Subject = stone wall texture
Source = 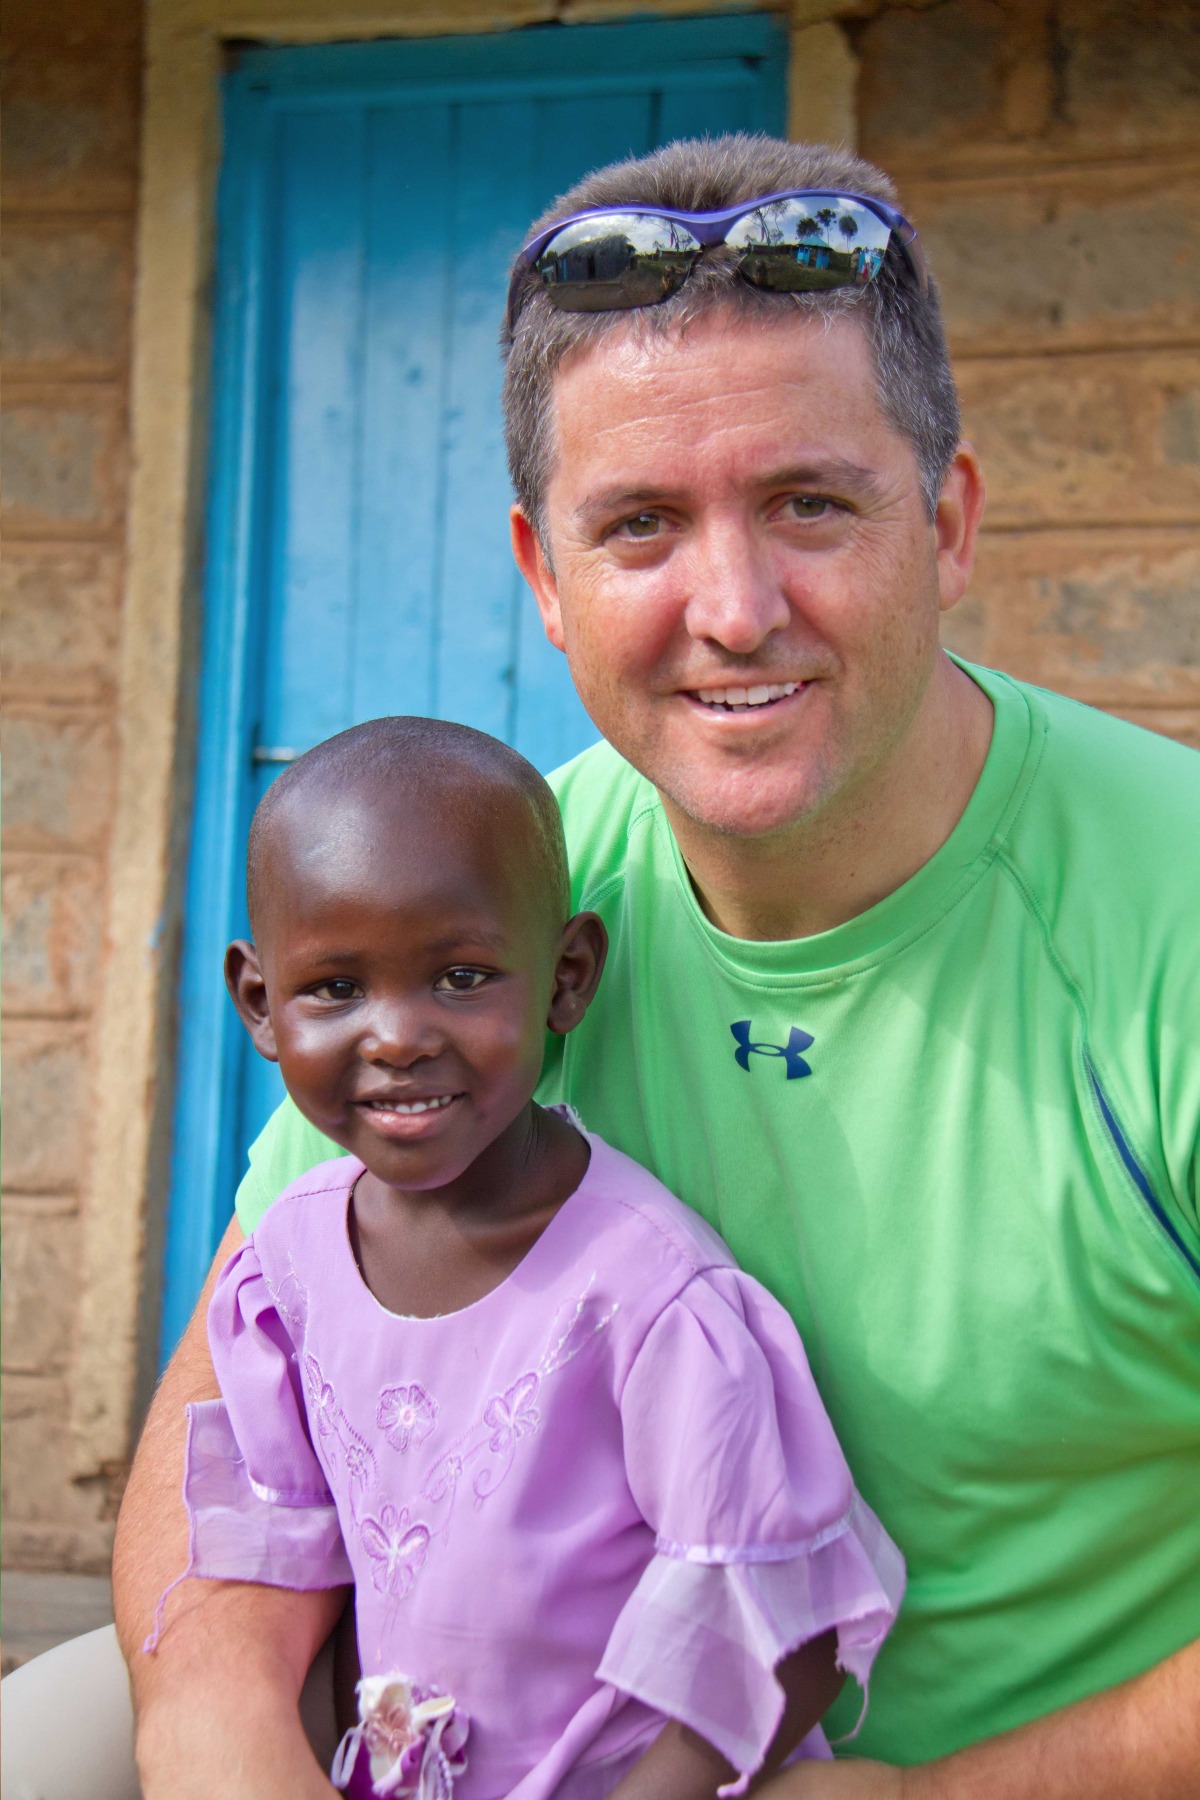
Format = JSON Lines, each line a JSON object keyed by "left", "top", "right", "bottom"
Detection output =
{"left": 1, "top": 0, "right": 1198, "bottom": 1572}
{"left": 875, "top": 0, "right": 1200, "bottom": 739}
{"left": 2, "top": 0, "right": 142, "bottom": 1570}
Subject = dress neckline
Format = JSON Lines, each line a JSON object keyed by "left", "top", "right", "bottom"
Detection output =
{"left": 336, "top": 1125, "right": 596, "bottom": 1325}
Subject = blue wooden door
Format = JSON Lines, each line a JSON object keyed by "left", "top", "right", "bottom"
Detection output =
{"left": 161, "top": 14, "right": 787, "bottom": 1356}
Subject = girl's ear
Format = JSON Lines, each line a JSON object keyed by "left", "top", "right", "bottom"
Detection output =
{"left": 546, "top": 912, "right": 608, "bottom": 1037}
{"left": 225, "top": 939, "right": 280, "bottom": 1062}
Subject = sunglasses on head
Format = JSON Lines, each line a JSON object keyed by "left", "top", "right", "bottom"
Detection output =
{"left": 507, "top": 189, "right": 924, "bottom": 332}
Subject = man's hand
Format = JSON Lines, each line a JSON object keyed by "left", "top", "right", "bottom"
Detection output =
{"left": 762, "top": 1637, "right": 1200, "bottom": 1800}
{"left": 113, "top": 1215, "right": 346, "bottom": 1800}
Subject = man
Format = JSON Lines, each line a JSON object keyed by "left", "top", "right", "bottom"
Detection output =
{"left": 7, "top": 134, "right": 1197, "bottom": 1799}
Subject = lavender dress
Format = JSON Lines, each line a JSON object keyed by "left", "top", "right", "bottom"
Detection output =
{"left": 180, "top": 1128, "right": 904, "bottom": 1799}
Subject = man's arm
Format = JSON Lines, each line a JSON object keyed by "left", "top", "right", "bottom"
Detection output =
{"left": 113, "top": 1215, "right": 346, "bottom": 1800}
{"left": 765, "top": 1637, "right": 1200, "bottom": 1800}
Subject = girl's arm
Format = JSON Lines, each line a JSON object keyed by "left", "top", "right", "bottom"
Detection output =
{"left": 606, "top": 1630, "right": 844, "bottom": 1800}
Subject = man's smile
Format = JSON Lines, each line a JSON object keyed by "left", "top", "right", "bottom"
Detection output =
{"left": 682, "top": 679, "right": 809, "bottom": 717}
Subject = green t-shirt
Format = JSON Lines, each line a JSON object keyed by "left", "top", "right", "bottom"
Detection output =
{"left": 235, "top": 662, "right": 1200, "bottom": 1764}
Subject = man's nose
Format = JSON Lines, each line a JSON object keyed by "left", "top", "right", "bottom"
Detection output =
{"left": 680, "top": 519, "right": 791, "bottom": 654}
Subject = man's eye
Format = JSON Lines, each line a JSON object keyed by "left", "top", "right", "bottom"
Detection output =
{"left": 311, "top": 979, "right": 361, "bottom": 1002}
{"left": 435, "top": 968, "right": 490, "bottom": 993}
{"left": 616, "top": 511, "right": 662, "bottom": 540}
{"left": 784, "top": 495, "right": 831, "bottom": 520}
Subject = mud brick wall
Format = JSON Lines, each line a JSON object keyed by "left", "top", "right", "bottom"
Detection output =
{"left": 877, "top": 0, "right": 1200, "bottom": 743}
{"left": 0, "top": 0, "right": 1196, "bottom": 1575}
{"left": 1, "top": 0, "right": 143, "bottom": 1570}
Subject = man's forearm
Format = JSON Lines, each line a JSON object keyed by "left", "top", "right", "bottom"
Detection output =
{"left": 915, "top": 1638, "right": 1200, "bottom": 1800}
{"left": 113, "top": 1215, "right": 345, "bottom": 1799}
{"left": 766, "top": 1637, "right": 1200, "bottom": 1800}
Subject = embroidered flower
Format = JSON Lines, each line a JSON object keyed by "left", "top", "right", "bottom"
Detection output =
{"left": 331, "top": 1673, "right": 469, "bottom": 1799}
{"left": 482, "top": 1372, "right": 540, "bottom": 1454}
{"left": 378, "top": 1383, "right": 438, "bottom": 1453}
{"left": 361, "top": 1504, "right": 431, "bottom": 1601}
{"left": 267, "top": 1261, "right": 309, "bottom": 1339}
{"left": 304, "top": 1354, "right": 339, "bottom": 1438}
{"left": 344, "top": 1438, "right": 377, "bottom": 1495}
{"left": 423, "top": 1450, "right": 463, "bottom": 1507}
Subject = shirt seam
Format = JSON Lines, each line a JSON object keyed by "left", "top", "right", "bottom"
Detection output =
{"left": 665, "top": 819, "right": 1008, "bottom": 992}
{"left": 991, "top": 846, "right": 1195, "bottom": 1278}
{"left": 613, "top": 1266, "right": 737, "bottom": 1408}
{"left": 253, "top": 1171, "right": 359, "bottom": 1245}
{"left": 573, "top": 798, "right": 659, "bottom": 914}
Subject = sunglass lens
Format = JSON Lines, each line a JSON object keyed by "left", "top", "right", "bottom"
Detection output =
{"left": 726, "top": 197, "right": 892, "bottom": 293}
{"left": 534, "top": 212, "right": 701, "bottom": 312}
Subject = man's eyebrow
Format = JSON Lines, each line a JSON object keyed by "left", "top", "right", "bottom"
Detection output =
{"left": 574, "top": 461, "right": 885, "bottom": 526}
{"left": 764, "top": 460, "right": 885, "bottom": 499}
{"left": 573, "top": 486, "right": 666, "bottom": 528}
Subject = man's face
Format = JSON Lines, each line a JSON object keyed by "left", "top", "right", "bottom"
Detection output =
{"left": 517, "top": 309, "right": 972, "bottom": 841}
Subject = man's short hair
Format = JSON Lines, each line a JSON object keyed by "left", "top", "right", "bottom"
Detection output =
{"left": 502, "top": 134, "right": 960, "bottom": 539}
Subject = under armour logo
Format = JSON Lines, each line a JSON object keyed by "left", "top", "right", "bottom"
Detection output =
{"left": 730, "top": 1021, "right": 814, "bottom": 1080}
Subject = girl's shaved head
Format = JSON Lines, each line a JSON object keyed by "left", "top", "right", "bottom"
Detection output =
{"left": 246, "top": 717, "right": 570, "bottom": 941}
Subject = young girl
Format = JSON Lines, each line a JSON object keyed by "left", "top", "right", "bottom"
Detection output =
{"left": 153, "top": 717, "right": 903, "bottom": 1799}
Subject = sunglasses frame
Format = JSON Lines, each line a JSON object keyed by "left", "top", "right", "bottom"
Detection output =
{"left": 507, "top": 188, "right": 925, "bottom": 331}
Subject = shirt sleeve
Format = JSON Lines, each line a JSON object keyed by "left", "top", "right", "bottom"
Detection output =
{"left": 599, "top": 1266, "right": 905, "bottom": 1789}
{"left": 234, "top": 1096, "right": 347, "bottom": 1236}
{"left": 182, "top": 1238, "right": 352, "bottom": 1591}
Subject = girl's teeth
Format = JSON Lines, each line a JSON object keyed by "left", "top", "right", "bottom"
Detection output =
{"left": 370, "top": 1096, "right": 454, "bottom": 1115}
{"left": 695, "top": 681, "right": 800, "bottom": 710}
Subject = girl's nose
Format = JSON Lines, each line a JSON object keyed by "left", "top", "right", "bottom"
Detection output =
{"left": 359, "top": 1000, "right": 443, "bottom": 1067}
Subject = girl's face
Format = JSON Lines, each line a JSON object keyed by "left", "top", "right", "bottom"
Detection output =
{"left": 226, "top": 785, "right": 602, "bottom": 1195}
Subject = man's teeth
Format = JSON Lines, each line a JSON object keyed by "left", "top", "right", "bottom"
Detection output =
{"left": 694, "top": 681, "right": 800, "bottom": 711}
{"left": 366, "top": 1096, "right": 455, "bottom": 1115}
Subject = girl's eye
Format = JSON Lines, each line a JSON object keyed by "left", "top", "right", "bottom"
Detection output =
{"left": 435, "top": 968, "right": 490, "bottom": 993}
{"left": 312, "top": 979, "right": 360, "bottom": 1002}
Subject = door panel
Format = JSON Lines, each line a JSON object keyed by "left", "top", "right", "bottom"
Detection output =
{"left": 161, "top": 13, "right": 787, "bottom": 1356}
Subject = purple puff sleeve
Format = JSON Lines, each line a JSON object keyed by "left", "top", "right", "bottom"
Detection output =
{"left": 598, "top": 1266, "right": 904, "bottom": 1790}
{"left": 184, "top": 1239, "right": 352, "bottom": 1592}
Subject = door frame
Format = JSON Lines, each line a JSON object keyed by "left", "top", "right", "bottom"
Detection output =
{"left": 158, "top": 11, "right": 790, "bottom": 1363}
{"left": 76, "top": 0, "right": 854, "bottom": 1475}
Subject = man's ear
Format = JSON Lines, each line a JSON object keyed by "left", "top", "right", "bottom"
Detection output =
{"left": 225, "top": 939, "right": 279, "bottom": 1062}
{"left": 547, "top": 912, "right": 608, "bottom": 1037}
{"left": 935, "top": 442, "right": 986, "bottom": 615}
{"left": 511, "top": 505, "right": 566, "bottom": 653}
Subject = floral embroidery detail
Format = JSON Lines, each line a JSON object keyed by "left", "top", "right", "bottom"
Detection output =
{"left": 264, "top": 1255, "right": 309, "bottom": 1342}
{"left": 301, "top": 1277, "right": 619, "bottom": 1600}
{"left": 378, "top": 1383, "right": 438, "bottom": 1453}
{"left": 331, "top": 1673, "right": 469, "bottom": 1799}
{"left": 344, "top": 1439, "right": 377, "bottom": 1495}
{"left": 303, "top": 1352, "right": 377, "bottom": 1519}
{"left": 304, "top": 1354, "right": 340, "bottom": 1438}
{"left": 421, "top": 1278, "right": 618, "bottom": 1520}
{"left": 361, "top": 1504, "right": 431, "bottom": 1601}
{"left": 483, "top": 1373, "right": 540, "bottom": 1455}
{"left": 539, "top": 1276, "right": 620, "bottom": 1379}
{"left": 423, "top": 1453, "right": 463, "bottom": 1508}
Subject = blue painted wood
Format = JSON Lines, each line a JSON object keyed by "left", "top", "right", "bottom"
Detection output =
{"left": 160, "top": 12, "right": 787, "bottom": 1360}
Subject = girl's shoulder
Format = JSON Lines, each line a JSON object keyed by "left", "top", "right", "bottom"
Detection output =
{"left": 248, "top": 1153, "right": 361, "bottom": 1273}
{"left": 568, "top": 1131, "right": 740, "bottom": 1299}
